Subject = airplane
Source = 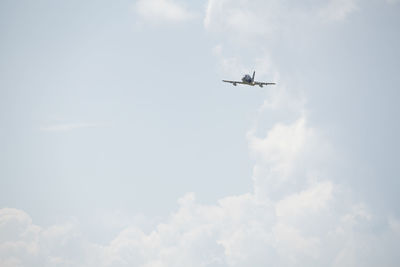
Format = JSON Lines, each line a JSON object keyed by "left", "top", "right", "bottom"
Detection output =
{"left": 223, "top": 71, "right": 276, "bottom": 87}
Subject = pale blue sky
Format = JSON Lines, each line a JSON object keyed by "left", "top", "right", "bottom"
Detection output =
{"left": 0, "top": 0, "right": 261, "bottom": 224}
{"left": 1, "top": 0, "right": 400, "bottom": 266}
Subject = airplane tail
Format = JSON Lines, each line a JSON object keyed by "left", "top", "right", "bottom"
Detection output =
{"left": 252, "top": 71, "right": 255, "bottom": 81}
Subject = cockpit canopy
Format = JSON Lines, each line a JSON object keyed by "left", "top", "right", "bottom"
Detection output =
{"left": 242, "top": 74, "right": 252, "bottom": 83}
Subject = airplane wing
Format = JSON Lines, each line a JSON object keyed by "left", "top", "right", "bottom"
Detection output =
{"left": 222, "top": 80, "right": 245, "bottom": 85}
{"left": 254, "top": 81, "right": 276, "bottom": 86}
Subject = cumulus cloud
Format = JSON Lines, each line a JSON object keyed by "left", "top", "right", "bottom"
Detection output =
{"left": 135, "top": 0, "right": 194, "bottom": 23}
{"left": 0, "top": 208, "right": 89, "bottom": 267}
{"left": 276, "top": 181, "right": 333, "bottom": 218}
{"left": 1, "top": 186, "right": 400, "bottom": 266}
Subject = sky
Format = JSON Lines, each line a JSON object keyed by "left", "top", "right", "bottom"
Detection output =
{"left": 0, "top": 0, "right": 400, "bottom": 266}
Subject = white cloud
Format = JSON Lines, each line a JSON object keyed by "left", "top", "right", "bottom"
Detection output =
{"left": 276, "top": 181, "right": 334, "bottom": 218}
{"left": 135, "top": 0, "right": 194, "bottom": 23}
{"left": 2, "top": 187, "right": 400, "bottom": 267}
{"left": 249, "top": 117, "right": 312, "bottom": 178}
{"left": 204, "top": 0, "right": 358, "bottom": 41}
{"left": 247, "top": 113, "right": 333, "bottom": 202}
{"left": 204, "top": 0, "right": 282, "bottom": 39}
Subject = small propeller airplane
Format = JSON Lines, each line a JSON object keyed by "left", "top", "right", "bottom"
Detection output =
{"left": 223, "top": 71, "right": 276, "bottom": 87}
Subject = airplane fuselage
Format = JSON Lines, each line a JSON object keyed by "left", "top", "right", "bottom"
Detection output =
{"left": 241, "top": 74, "right": 257, "bottom": 86}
